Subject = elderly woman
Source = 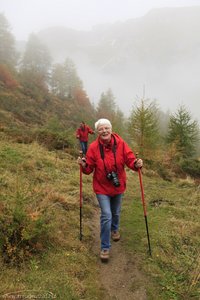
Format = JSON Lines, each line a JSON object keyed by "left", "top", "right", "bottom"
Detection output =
{"left": 77, "top": 118, "right": 143, "bottom": 262}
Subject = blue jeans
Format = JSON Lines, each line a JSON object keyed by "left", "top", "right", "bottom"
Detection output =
{"left": 96, "top": 194, "right": 123, "bottom": 250}
{"left": 80, "top": 141, "right": 88, "bottom": 155}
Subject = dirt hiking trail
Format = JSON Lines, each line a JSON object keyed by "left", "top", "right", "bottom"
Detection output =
{"left": 91, "top": 207, "right": 148, "bottom": 300}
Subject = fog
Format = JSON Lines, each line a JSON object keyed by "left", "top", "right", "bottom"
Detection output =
{"left": 2, "top": 0, "right": 199, "bottom": 40}
{"left": 1, "top": 0, "right": 200, "bottom": 122}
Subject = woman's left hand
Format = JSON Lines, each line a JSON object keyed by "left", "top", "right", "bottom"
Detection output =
{"left": 134, "top": 158, "right": 143, "bottom": 169}
{"left": 77, "top": 157, "right": 86, "bottom": 168}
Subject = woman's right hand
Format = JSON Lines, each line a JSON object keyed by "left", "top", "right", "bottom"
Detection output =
{"left": 134, "top": 158, "right": 143, "bottom": 169}
{"left": 77, "top": 157, "right": 86, "bottom": 168}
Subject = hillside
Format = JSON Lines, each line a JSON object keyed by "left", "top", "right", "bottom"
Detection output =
{"left": 0, "top": 85, "right": 96, "bottom": 152}
{"left": 0, "top": 83, "right": 199, "bottom": 299}
{"left": 0, "top": 131, "right": 199, "bottom": 299}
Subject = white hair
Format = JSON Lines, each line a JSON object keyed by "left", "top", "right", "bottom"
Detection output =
{"left": 95, "top": 118, "right": 112, "bottom": 130}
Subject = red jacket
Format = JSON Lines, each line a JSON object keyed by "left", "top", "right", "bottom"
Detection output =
{"left": 76, "top": 125, "right": 94, "bottom": 142}
{"left": 82, "top": 133, "right": 138, "bottom": 196}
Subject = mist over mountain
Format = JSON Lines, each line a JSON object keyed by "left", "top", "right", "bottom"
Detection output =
{"left": 35, "top": 7, "right": 200, "bottom": 121}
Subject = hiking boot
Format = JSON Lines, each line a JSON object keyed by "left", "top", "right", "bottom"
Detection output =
{"left": 100, "top": 249, "right": 109, "bottom": 262}
{"left": 111, "top": 231, "right": 120, "bottom": 241}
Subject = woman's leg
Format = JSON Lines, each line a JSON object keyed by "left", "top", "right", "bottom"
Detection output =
{"left": 110, "top": 194, "right": 123, "bottom": 232}
{"left": 84, "top": 141, "right": 88, "bottom": 154}
{"left": 96, "top": 194, "right": 112, "bottom": 250}
{"left": 80, "top": 141, "right": 86, "bottom": 154}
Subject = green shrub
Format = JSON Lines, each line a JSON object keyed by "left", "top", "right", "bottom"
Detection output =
{"left": 144, "top": 159, "right": 172, "bottom": 181}
{"left": 33, "top": 118, "right": 76, "bottom": 150}
{"left": 34, "top": 128, "right": 71, "bottom": 150}
{"left": 179, "top": 159, "right": 200, "bottom": 178}
{"left": 0, "top": 146, "right": 23, "bottom": 163}
{"left": 0, "top": 202, "right": 52, "bottom": 266}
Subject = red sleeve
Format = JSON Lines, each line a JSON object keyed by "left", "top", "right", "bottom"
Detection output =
{"left": 123, "top": 141, "right": 138, "bottom": 171}
{"left": 81, "top": 143, "right": 95, "bottom": 174}
{"left": 87, "top": 126, "right": 94, "bottom": 134}
{"left": 76, "top": 128, "right": 80, "bottom": 137}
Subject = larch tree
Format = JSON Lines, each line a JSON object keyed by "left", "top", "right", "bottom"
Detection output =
{"left": 129, "top": 98, "right": 160, "bottom": 159}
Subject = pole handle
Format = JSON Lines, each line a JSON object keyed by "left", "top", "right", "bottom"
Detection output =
{"left": 135, "top": 151, "right": 140, "bottom": 162}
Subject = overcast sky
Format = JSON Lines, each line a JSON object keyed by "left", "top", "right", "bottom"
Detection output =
{"left": 1, "top": 0, "right": 200, "bottom": 40}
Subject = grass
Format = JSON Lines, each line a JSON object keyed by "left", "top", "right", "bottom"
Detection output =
{"left": 121, "top": 169, "right": 200, "bottom": 300}
{"left": 0, "top": 135, "right": 103, "bottom": 299}
{"left": 0, "top": 134, "right": 199, "bottom": 299}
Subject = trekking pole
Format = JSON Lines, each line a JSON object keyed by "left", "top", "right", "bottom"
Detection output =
{"left": 79, "top": 150, "right": 83, "bottom": 241}
{"left": 136, "top": 153, "right": 152, "bottom": 256}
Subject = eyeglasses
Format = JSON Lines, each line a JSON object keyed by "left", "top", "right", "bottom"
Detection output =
{"left": 98, "top": 126, "right": 111, "bottom": 133}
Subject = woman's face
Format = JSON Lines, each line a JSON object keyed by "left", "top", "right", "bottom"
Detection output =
{"left": 97, "top": 125, "right": 112, "bottom": 143}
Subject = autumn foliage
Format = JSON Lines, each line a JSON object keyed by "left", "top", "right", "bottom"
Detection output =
{"left": 0, "top": 64, "right": 18, "bottom": 89}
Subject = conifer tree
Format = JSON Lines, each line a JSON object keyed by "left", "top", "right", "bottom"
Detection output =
{"left": 50, "top": 58, "right": 82, "bottom": 98}
{"left": 96, "top": 88, "right": 127, "bottom": 138}
{"left": 0, "top": 13, "right": 17, "bottom": 67}
{"left": 96, "top": 88, "right": 116, "bottom": 120}
{"left": 112, "top": 107, "right": 127, "bottom": 139}
{"left": 166, "top": 105, "right": 199, "bottom": 159}
{"left": 63, "top": 58, "right": 82, "bottom": 97}
{"left": 20, "top": 33, "right": 51, "bottom": 92}
{"left": 129, "top": 98, "right": 160, "bottom": 158}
